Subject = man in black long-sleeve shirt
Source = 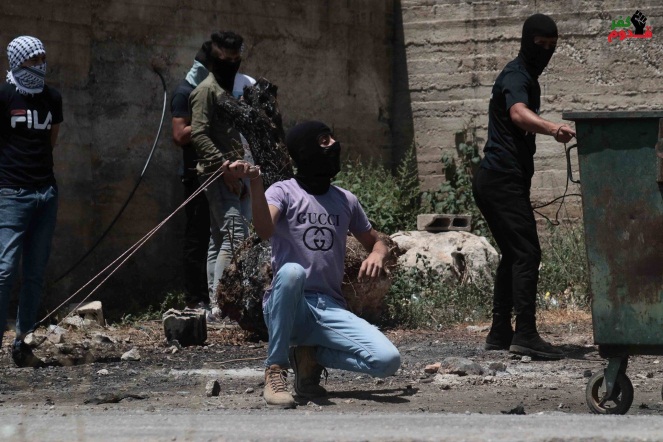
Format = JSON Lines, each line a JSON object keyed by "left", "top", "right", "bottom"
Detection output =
{"left": 472, "top": 14, "right": 575, "bottom": 359}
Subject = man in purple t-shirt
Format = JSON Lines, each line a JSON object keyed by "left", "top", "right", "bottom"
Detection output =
{"left": 228, "top": 121, "right": 400, "bottom": 408}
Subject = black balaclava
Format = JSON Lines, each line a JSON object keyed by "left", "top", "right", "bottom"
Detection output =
{"left": 518, "top": 13, "right": 558, "bottom": 78}
{"left": 286, "top": 121, "right": 341, "bottom": 195}
{"left": 195, "top": 42, "right": 210, "bottom": 67}
{"left": 211, "top": 56, "right": 241, "bottom": 92}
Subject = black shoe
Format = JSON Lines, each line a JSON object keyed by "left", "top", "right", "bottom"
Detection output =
{"left": 484, "top": 313, "right": 513, "bottom": 350}
{"left": 509, "top": 333, "right": 564, "bottom": 360}
{"left": 485, "top": 329, "right": 514, "bottom": 350}
{"left": 11, "top": 341, "right": 45, "bottom": 368}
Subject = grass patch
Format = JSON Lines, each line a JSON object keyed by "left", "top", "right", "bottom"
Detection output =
{"left": 383, "top": 254, "right": 493, "bottom": 329}
{"left": 382, "top": 222, "right": 590, "bottom": 329}
{"left": 117, "top": 291, "right": 187, "bottom": 325}
{"left": 537, "top": 222, "right": 590, "bottom": 310}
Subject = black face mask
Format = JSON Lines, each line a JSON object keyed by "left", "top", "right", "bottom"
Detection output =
{"left": 518, "top": 14, "right": 558, "bottom": 77}
{"left": 286, "top": 121, "right": 341, "bottom": 195}
{"left": 211, "top": 57, "right": 241, "bottom": 92}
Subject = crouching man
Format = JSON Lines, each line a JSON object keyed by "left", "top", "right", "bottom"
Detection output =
{"left": 228, "top": 121, "right": 401, "bottom": 408}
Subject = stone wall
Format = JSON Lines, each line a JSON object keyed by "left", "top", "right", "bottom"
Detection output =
{"left": 401, "top": 0, "right": 663, "bottom": 221}
{"left": 0, "top": 0, "right": 394, "bottom": 314}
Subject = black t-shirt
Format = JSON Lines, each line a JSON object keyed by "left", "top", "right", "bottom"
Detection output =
{"left": 480, "top": 57, "right": 541, "bottom": 181}
{"left": 0, "top": 82, "right": 63, "bottom": 187}
{"left": 170, "top": 79, "right": 198, "bottom": 180}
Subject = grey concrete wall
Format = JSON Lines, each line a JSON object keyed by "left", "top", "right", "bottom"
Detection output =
{"left": 401, "top": 0, "right": 663, "bottom": 221}
{"left": 0, "top": 0, "right": 394, "bottom": 315}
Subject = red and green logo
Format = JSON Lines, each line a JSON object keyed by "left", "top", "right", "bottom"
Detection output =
{"left": 608, "top": 10, "right": 652, "bottom": 42}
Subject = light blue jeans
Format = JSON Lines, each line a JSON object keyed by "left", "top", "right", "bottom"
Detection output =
{"left": 205, "top": 177, "right": 251, "bottom": 304}
{"left": 263, "top": 263, "right": 401, "bottom": 378}
{"left": 0, "top": 185, "right": 58, "bottom": 345}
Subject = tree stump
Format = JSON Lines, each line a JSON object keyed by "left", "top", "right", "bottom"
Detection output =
{"left": 218, "top": 78, "right": 293, "bottom": 188}
{"left": 217, "top": 234, "right": 401, "bottom": 342}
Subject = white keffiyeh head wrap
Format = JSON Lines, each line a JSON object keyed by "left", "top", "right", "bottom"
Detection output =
{"left": 6, "top": 36, "right": 47, "bottom": 95}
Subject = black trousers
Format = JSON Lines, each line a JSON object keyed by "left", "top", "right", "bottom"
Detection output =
{"left": 182, "top": 177, "right": 210, "bottom": 306}
{"left": 472, "top": 167, "right": 541, "bottom": 320}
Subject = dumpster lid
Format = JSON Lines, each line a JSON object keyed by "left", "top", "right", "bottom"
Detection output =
{"left": 563, "top": 110, "right": 663, "bottom": 121}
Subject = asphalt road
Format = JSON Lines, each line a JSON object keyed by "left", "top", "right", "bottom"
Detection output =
{"left": 3, "top": 408, "right": 663, "bottom": 441}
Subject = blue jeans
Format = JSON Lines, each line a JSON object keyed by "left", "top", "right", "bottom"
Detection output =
{"left": 0, "top": 185, "right": 58, "bottom": 344}
{"left": 205, "top": 178, "right": 251, "bottom": 304}
{"left": 263, "top": 263, "right": 401, "bottom": 378}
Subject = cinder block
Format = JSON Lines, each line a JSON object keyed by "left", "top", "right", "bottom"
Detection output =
{"left": 67, "top": 300, "right": 105, "bottom": 327}
{"left": 417, "top": 214, "right": 472, "bottom": 232}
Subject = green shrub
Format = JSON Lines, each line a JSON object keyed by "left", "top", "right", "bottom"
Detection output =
{"left": 420, "top": 128, "right": 489, "bottom": 237}
{"left": 118, "top": 291, "right": 186, "bottom": 324}
{"left": 537, "top": 222, "right": 590, "bottom": 310}
{"left": 383, "top": 254, "right": 493, "bottom": 328}
{"left": 334, "top": 148, "right": 420, "bottom": 234}
{"left": 382, "top": 222, "right": 590, "bottom": 329}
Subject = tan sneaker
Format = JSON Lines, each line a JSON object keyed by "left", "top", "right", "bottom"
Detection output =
{"left": 289, "top": 346, "right": 328, "bottom": 398}
{"left": 263, "top": 365, "right": 296, "bottom": 408}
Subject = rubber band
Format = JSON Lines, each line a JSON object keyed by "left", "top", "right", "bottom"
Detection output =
{"left": 250, "top": 168, "right": 262, "bottom": 181}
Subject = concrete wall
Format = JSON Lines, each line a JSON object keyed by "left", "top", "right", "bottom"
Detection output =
{"left": 0, "top": 0, "right": 394, "bottom": 315}
{"left": 401, "top": 0, "right": 663, "bottom": 221}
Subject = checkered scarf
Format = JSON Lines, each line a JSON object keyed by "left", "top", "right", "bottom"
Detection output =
{"left": 6, "top": 36, "right": 47, "bottom": 95}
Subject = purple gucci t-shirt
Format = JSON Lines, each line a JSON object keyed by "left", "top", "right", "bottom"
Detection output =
{"left": 264, "top": 178, "right": 372, "bottom": 308}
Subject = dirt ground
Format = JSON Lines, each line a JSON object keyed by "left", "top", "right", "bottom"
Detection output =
{"left": 1, "top": 310, "right": 663, "bottom": 416}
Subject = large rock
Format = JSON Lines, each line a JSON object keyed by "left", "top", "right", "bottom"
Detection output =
{"left": 340, "top": 233, "right": 401, "bottom": 323}
{"left": 439, "top": 357, "right": 484, "bottom": 376}
{"left": 390, "top": 231, "right": 498, "bottom": 283}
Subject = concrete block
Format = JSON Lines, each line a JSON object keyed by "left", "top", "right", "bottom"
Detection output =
{"left": 68, "top": 301, "right": 105, "bottom": 327}
{"left": 162, "top": 309, "right": 207, "bottom": 347}
{"left": 205, "top": 379, "right": 221, "bottom": 397}
{"left": 121, "top": 348, "right": 141, "bottom": 361}
{"left": 417, "top": 214, "right": 472, "bottom": 232}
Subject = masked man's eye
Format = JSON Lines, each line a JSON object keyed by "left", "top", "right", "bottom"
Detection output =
{"left": 318, "top": 134, "right": 334, "bottom": 148}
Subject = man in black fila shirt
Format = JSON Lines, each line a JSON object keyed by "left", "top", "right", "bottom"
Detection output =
{"left": 0, "top": 36, "right": 62, "bottom": 367}
{"left": 472, "top": 14, "right": 575, "bottom": 359}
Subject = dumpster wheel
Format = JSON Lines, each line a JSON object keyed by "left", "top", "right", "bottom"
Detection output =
{"left": 585, "top": 371, "right": 633, "bottom": 414}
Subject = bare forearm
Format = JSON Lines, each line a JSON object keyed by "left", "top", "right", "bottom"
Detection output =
{"left": 172, "top": 117, "right": 192, "bottom": 146}
{"left": 50, "top": 124, "right": 60, "bottom": 148}
{"left": 356, "top": 229, "right": 388, "bottom": 281}
{"left": 510, "top": 103, "right": 575, "bottom": 142}
{"left": 174, "top": 126, "right": 192, "bottom": 146}
{"left": 370, "top": 238, "right": 389, "bottom": 258}
{"left": 510, "top": 104, "right": 558, "bottom": 136}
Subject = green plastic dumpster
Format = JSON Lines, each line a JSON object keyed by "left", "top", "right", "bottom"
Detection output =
{"left": 563, "top": 111, "right": 663, "bottom": 414}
